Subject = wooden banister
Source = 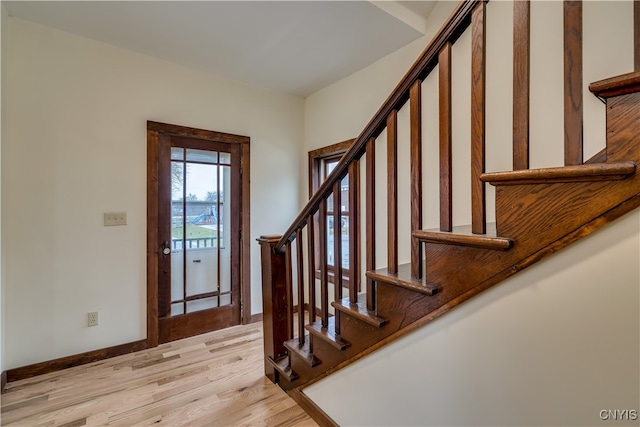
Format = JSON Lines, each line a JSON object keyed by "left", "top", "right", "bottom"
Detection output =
{"left": 275, "top": 0, "right": 483, "bottom": 252}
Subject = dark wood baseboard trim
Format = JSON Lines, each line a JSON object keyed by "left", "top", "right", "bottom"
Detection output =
{"left": 1, "top": 370, "right": 7, "bottom": 393}
{"left": 6, "top": 339, "right": 147, "bottom": 383}
{"left": 249, "top": 313, "right": 263, "bottom": 324}
{"left": 288, "top": 387, "right": 339, "bottom": 427}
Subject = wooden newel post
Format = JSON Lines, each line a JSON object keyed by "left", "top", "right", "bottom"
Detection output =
{"left": 258, "top": 235, "right": 289, "bottom": 383}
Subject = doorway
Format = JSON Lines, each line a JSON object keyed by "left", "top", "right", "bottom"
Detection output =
{"left": 147, "top": 121, "right": 250, "bottom": 346}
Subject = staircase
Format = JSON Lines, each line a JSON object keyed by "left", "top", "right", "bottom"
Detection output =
{"left": 258, "top": 0, "right": 640, "bottom": 417}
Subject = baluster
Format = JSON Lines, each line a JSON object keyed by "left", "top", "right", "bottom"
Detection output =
{"left": 410, "top": 80, "right": 423, "bottom": 279}
{"left": 471, "top": 1, "right": 487, "bottom": 235}
{"left": 387, "top": 111, "right": 398, "bottom": 273}
{"left": 306, "top": 213, "right": 316, "bottom": 352}
{"left": 365, "top": 138, "right": 376, "bottom": 311}
{"left": 348, "top": 160, "right": 360, "bottom": 304}
{"left": 439, "top": 42, "right": 453, "bottom": 232}
{"left": 564, "top": 0, "right": 583, "bottom": 165}
{"left": 258, "top": 235, "right": 289, "bottom": 383}
{"left": 513, "top": 0, "right": 530, "bottom": 170}
{"left": 296, "top": 228, "right": 305, "bottom": 347}
{"left": 284, "top": 241, "right": 294, "bottom": 340}
{"left": 319, "top": 199, "right": 329, "bottom": 329}
{"left": 333, "top": 180, "right": 343, "bottom": 334}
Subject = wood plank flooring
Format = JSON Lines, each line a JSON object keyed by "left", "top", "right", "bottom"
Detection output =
{"left": 1, "top": 323, "right": 318, "bottom": 426}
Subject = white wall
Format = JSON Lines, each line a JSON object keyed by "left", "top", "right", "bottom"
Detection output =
{"left": 303, "top": 1, "right": 639, "bottom": 425}
{"left": 305, "top": 210, "right": 640, "bottom": 426}
{"left": 2, "top": 17, "right": 304, "bottom": 369}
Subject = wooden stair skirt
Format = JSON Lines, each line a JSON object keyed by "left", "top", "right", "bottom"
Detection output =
{"left": 259, "top": 70, "right": 640, "bottom": 392}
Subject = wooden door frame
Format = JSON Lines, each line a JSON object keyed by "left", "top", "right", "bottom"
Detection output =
{"left": 146, "top": 121, "right": 251, "bottom": 348}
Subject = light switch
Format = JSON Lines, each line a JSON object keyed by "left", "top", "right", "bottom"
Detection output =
{"left": 104, "top": 212, "right": 127, "bottom": 226}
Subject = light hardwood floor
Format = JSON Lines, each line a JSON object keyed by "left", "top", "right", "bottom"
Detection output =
{"left": 1, "top": 323, "right": 318, "bottom": 427}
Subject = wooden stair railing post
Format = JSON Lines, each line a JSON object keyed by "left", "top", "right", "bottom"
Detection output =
{"left": 410, "top": 80, "right": 423, "bottom": 279}
{"left": 471, "top": 1, "right": 487, "bottom": 235}
{"left": 296, "top": 229, "right": 305, "bottom": 347}
{"left": 365, "top": 138, "right": 377, "bottom": 311}
{"left": 564, "top": 0, "right": 583, "bottom": 165}
{"left": 439, "top": 42, "right": 453, "bottom": 232}
{"left": 348, "top": 160, "right": 361, "bottom": 304}
{"left": 513, "top": 0, "right": 531, "bottom": 170}
{"left": 387, "top": 111, "right": 399, "bottom": 273}
{"left": 258, "top": 235, "right": 292, "bottom": 384}
{"left": 333, "top": 180, "right": 343, "bottom": 335}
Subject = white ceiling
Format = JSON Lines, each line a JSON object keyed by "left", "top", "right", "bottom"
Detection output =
{"left": 3, "top": 1, "right": 437, "bottom": 97}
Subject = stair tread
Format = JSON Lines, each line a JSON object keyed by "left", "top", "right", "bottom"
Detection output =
{"left": 265, "top": 355, "right": 298, "bottom": 382}
{"left": 367, "top": 263, "right": 440, "bottom": 296}
{"left": 284, "top": 336, "right": 321, "bottom": 367}
{"left": 332, "top": 295, "right": 388, "bottom": 328}
{"left": 589, "top": 70, "right": 640, "bottom": 98}
{"left": 481, "top": 162, "right": 636, "bottom": 185}
{"left": 305, "top": 317, "right": 350, "bottom": 350}
{"left": 413, "top": 223, "right": 513, "bottom": 250}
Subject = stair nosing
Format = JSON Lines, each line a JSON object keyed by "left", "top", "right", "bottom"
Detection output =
{"left": 305, "top": 318, "right": 349, "bottom": 350}
{"left": 481, "top": 161, "right": 636, "bottom": 186}
{"left": 331, "top": 295, "right": 388, "bottom": 328}
{"left": 284, "top": 337, "right": 321, "bottom": 367}
{"left": 366, "top": 266, "right": 440, "bottom": 296}
{"left": 266, "top": 355, "right": 298, "bottom": 382}
{"left": 413, "top": 229, "right": 513, "bottom": 250}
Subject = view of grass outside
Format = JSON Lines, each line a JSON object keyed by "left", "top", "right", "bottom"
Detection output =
{"left": 172, "top": 224, "right": 219, "bottom": 239}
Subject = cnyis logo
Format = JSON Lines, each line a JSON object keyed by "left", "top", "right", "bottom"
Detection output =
{"left": 599, "top": 409, "right": 638, "bottom": 421}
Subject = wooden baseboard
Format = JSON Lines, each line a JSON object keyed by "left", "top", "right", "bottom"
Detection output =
{"left": 249, "top": 313, "right": 263, "bottom": 324}
{"left": 1, "top": 370, "right": 7, "bottom": 393}
{"left": 6, "top": 339, "right": 147, "bottom": 383}
{"left": 288, "top": 388, "right": 338, "bottom": 427}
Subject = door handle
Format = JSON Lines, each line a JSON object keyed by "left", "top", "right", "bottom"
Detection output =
{"left": 162, "top": 241, "right": 171, "bottom": 257}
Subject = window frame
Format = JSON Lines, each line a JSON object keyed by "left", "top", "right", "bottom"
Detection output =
{"left": 308, "top": 139, "right": 357, "bottom": 288}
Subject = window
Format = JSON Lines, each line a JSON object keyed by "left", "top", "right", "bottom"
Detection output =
{"left": 309, "top": 139, "right": 357, "bottom": 287}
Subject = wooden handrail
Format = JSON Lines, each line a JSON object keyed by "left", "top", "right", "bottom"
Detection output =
{"left": 275, "top": 0, "right": 484, "bottom": 252}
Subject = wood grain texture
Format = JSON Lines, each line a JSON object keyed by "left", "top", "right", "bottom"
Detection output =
{"left": 307, "top": 214, "right": 316, "bottom": 325}
{"left": 258, "top": 235, "right": 289, "bottom": 382}
{"left": 481, "top": 162, "right": 636, "bottom": 185}
{"left": 146, "top": 129, "right": 160, "bottom": 349}
{"left": 241, "top": 143, "right": 252, "bottom": 324}
{"left": 513, "top": 0, "right": 530, "bottom": 170}
{"left": 413, "top": 226, "right": 514, "bottom": 250}
{"left": 387, "top": 110, "right": 399, "bottom": 273}
{"left": 471, "top": 1, "right": 487, "bottom": 234}
{"left": 5, "top": 340, "right": 148, "bottom": 384}
{"left": 332, "top": 295, "right": 387, "bottom": 328}
{"left": 439, "top": 42, "right": 453, "bottom": 232}
{"left": 365, "top": 138, "right": 377, "bottom": 311}
{"left": 590, "top": 71, "right": 640, "bottom": 99}
{"left": 1, "top": 371, "right": 7, "bottom": 393}
{"left": 2, "top": 323, "right": 317, "bottom": 427}
{"left": 564, "top": 1, "right": 583, "bottom": 165}
{"left": 410, "top": 80, "right": 424, "bottom": 279}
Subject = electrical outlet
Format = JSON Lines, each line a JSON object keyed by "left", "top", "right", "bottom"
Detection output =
{"left": 104, "top": 212, "right": 127, "bottom": 226}
{"left": 88, "top": 311, "right": 99, "bottom": 327}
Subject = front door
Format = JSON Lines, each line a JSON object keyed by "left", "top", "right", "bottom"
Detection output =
{"left": 147, "top": 122, "right": 250, "bottom": 346}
